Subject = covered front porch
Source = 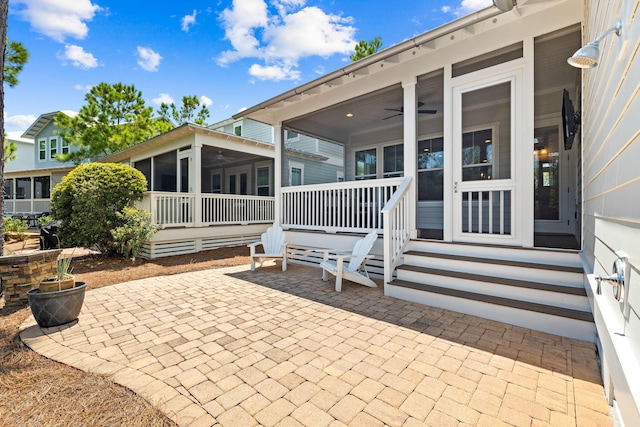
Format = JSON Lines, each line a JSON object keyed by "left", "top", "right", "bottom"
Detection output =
{"left": 238, "top": 2, "right": 591, "bottom": 340}
{"left": 99, "top": 123, "right": 277, "bottom": 258}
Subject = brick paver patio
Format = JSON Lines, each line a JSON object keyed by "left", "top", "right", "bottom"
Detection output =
{"left": 20, "top": 264, "right": 612, "bottom": 426}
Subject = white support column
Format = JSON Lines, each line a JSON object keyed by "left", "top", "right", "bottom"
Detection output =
{"left": 521, "top": 37, "right": 535, "bottom": 248}
{"left": 194, "top": 139, "right": 203, "bottom": 228}
{"left": 443, "top": 65, "right": 453, "bottom": 242}
{"left": 403, "top": 77, "right": 418, "bottom": 240}
{"left": 274, "top": 123, "right": 282, "bottom": 226}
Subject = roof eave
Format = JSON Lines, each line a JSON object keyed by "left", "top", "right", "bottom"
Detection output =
{"left": 234, "top": 6, "right": 504, "bottom": 121}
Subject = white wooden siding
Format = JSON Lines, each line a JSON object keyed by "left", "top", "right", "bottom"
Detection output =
{"left": 581, "top": 0, "right": 640, "bottom": 425}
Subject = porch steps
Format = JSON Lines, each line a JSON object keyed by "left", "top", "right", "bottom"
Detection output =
{"left": 388, "top": 240, "right": 595, "bottom": 341}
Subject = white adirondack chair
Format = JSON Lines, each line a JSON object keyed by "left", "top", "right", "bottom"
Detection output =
{"left": 248, "top": 225, "right": 288, "bottom": 271}
{"left": 320, "top": 230, "right": 378, "bottom": 292}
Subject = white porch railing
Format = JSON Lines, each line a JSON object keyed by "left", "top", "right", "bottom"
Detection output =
{"left": 381, "top": 177, "right": 412, "bottom": 285}
{"left": 281, "top": 177, "right": 404, "bottom": 233}
{"left": 202, "top": 194, "right": 274, "bottom": 225}
{"left": 2, "top": 199, "right": 50, "bottom": 215}
{"left": 460, "top": 186, "right": 513, "bottom": 236}
{"left": 137, "top": 192, "right": 275, "bottom": 228}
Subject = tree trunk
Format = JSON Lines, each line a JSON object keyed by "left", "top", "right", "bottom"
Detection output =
{"left": 0, "top": 0, "right": 8, "bottom": 256}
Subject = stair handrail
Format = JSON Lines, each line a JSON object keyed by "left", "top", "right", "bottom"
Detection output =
{"left": 381, "top": 176, "right": 413, "bottom": 285}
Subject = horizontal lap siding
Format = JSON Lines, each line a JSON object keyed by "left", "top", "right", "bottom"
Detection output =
{"left": 582, "top": 1, "right": 640, "bottom": 425}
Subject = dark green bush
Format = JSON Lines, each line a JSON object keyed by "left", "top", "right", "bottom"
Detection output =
{"left": 50, "top": 163, "right": 148, "bottom": 254}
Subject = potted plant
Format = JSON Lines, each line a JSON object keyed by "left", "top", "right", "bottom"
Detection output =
{"left": 38, "top": 254, "right": 75, "bottom": 292}
{"left": 26, "top": 254, "right": 87, "bottom": 328}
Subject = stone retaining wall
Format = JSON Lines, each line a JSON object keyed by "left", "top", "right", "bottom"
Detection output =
{"left": 0, "top": 250, "right": 61, "bottom": 306}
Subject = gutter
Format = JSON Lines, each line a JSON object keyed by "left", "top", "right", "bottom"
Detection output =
{"left": 234, "top": 6, "right": 504, "bottom": 120}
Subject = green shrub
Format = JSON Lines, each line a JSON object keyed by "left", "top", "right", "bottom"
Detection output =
{"left": 4, "top": 217, "right": 28, "bottom": 241}
{"left": 50, "top": 163, "right": 148, "bottom": 254}
{"left": 111, "top": 207, "right": 158, "bottom": 259}
{"left": 37, "top": 215, "right": 55, "bottom": 228}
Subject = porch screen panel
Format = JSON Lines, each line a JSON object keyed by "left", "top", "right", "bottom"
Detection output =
{"left": 4, "top": 178, "right": 13, "bottom": 199}
{"left": 134, "top": 158, "right": 152, "bottom": 191}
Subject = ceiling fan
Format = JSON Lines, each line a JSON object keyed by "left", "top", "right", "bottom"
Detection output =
{"left": 383, "top": 102, "right": 437, "bottom": 120}
{"left": 214, "top": 150, "right": 236, "bottom": 163}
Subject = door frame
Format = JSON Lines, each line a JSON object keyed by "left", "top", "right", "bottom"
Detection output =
{"left": 534, "top": 115, "right": 576, "bottom": 234}
{"left": 177, "top": 149, "right": 193, "bottom": 193}
{"left": 449, "top": 58, "right": 529, "bottom": 246}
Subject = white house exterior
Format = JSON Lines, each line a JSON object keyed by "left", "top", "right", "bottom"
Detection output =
{"left": 237, "top": 0, "right": 640, "bottom": 424}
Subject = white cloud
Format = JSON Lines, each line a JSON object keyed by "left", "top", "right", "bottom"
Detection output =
{"left": 74, "top": 84, "right": 93, "bottom": 91}
{"left": 59, "top": 44, "right": 98, "bottom": 69}
{"left": 153, "top": 93, "right": 174, "bottom": 105}
{"left": 443, "top": 0, "right": 492, "bottom": 17}
{"left": 200, "top": 95, "right": 213, "bottom": 107}
{"left": 181, "top": 10, "right": 197, "bottom": 32}
{"left": 14, "top": 0, "right": 102, "bottom": 42}
{"left": 217, "top": 0, "right": 356, "bottom": 81}
{"left": 4, "top": 113, "right": 37, "bottom": 132}
{"left": 136, "top": 46, "right": 162, "bottom": 72}
{"left": 249, "top": 63, "right": 300, "bottom": 81}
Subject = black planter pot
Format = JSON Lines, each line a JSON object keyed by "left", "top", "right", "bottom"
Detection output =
{"left": 27, "top": 282, "right": 87, "bottom": 328}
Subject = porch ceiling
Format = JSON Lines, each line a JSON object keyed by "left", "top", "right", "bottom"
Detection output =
{"left": 284, "top": 73, "right": 445, "bottom": 144}
{"left": 282, "top": 27, "right": 580, "bottom": 145}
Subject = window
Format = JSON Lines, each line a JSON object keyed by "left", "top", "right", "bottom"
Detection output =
{"left": 34, "top": 176, "right": 51, "bottom": 199}
{"left": 61, "top": 138, "right": 70, "bottom": 155}
{"left": 286, "top": 130, "right": 299, "bottom": 141}
{"left": 38, "top": 139, "right": 46, "bottom": 161}
{"left": 256, "top": 167, "right": 270, "bottom": 196}
{"left": 383, "top": 144, "right": 404, "bottom": 178}
{"left": 355, "top": 148, "right": 377, "bottom": 180}
{"left": 418, "top": 137, "right": 444, "bottom": 201}
{"left": 462, "top": 129, "right": 493, "bottom": 181}
{"left": 337, "top": 171, "right": 344, "bottom": 182}
{"left": 211, "top": 174, "right": 222, "bottom": 194}
{"left": 49, "top": 137, "right": 58, "bottom": 159}
{"left": 289, "top": 162, "right": 304, "bottom": 186}
{"left": 239, "top": 173, "right": 248, "bottom": 195}
{"left": 234, "top": 124, "right": 242, "bottom": 136}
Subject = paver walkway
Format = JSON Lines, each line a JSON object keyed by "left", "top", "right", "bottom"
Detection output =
{"left": 20, "top": 264, "right": 612, "bottom": 427}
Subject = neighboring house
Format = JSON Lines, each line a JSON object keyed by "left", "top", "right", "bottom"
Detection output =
{"left": 3, "top": 111, "right": 78, "bottom": 216}
{"left": 4, "top": 131, "right": 34, "bottom": 173}
{"left": 212, "top": 117, "right": 345, "bottom": 186}
{"left": 237, "top": 0, "right": 640, "bottom": 424}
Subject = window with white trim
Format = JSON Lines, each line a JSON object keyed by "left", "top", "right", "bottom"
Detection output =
{"left": 211, "top": 173, "right": 222, "bottom": 193}
{"left": 355, "top": 148, "right": 377, "bottom": 180}
{"left": 38, "top": 139, "right": 46, "bottom": 161}
{"left": 289, "top": 161, "right": 304, "bottom": 186}
{"left": 49, "top": 137, "right": 58, "bottom": 159}
{"left": 234, "top": 124, "right": 242, "bottom": 136}
{"left": 61, "top": 138, "right": 70, "bottom": 155}
{"left": 418, "top": 137, "right": 444, "bottom": 201}
{"left": 256, "top": 166, "right": 270, "bottom": 196}
{"left": 383, "top": 144, "right": 404, "bottom": 178}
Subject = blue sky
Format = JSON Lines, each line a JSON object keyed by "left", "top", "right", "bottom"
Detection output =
{"left": 5, "top": 0, "right": 491, "bottom": 133}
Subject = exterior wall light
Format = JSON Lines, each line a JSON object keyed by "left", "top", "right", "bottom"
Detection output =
{"left": 568, "top": 19, "right": 622, "bottom": 68}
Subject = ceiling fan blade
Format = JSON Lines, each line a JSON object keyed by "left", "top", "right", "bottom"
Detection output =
{"left": 384, "top": 108, "right": 403, "bottom": 112}
{"left": 418, "top": 109, "right": 437, "bottom": 114}
{"left": 382, "top": 113, "right": 403, "bottom": 120}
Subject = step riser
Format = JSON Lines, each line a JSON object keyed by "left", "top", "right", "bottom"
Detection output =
{"left": 406, "top": 241, "right": 581, "bottom": 268}
{"left": 387, "top": 285, "right": 596, "bottom": 341}
{"left": 396, "top": 269, "right": 590, "bottom": 311}
{"left": 402, "top": 254, "right": 583, "bottom": 287}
